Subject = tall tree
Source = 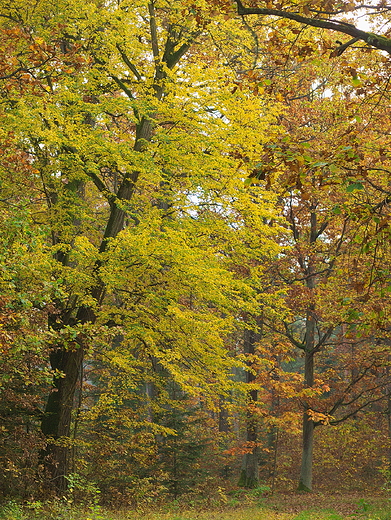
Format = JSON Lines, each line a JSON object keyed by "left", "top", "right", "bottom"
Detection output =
{"left": 237, "top": 23, "right": 391, "bottom": 490}
{"left": 0, "top": 0, "right": 284, "bottom": 492}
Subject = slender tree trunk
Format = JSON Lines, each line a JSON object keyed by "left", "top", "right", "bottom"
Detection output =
{"left": 298, "top": 207, "right": 317, "bottom": 492}
{"left": 298, "top": 350, "right": 315, "bottom": 492}
{"left": 239, "top": 328, "right": 260, "bottom": 488}
{"left": 386, "top": 367, "right": 391, "bottom": 479}
{"left": 269, "top": 360, "right": 280, "bottom": 493}
{"left": 269, "top": 427, "right": 279, "bottom": 494}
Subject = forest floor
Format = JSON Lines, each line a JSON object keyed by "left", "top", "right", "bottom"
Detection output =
{"left": 141, "top": 494, "right": 390, "bottom": 520}
{"left": 0, "top": 493, "right": 390, "bottom": 520}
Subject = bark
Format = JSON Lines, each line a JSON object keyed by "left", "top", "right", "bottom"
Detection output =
{"left": 41, "top": 296, "right": 100, "bottom": 490}
{"left": 386, "top": 367, "right": 391, "bottom": 478}
{"left": 239, "top": 448, "right": 259, "bottom": 488}
{"left": 218, "top": 396, "right": 230, "bottom": 434}
{"left": 298, "top": 350, "right": 315, "bottom": 492}
{"left": 269, "top": 427, "right": 279, "bottom": 494}
{"left": 238, "top": 328, "right": 261, "bottom": 488}
{"left": 298, "top": 207, "right": 317, "bottom": 492}
{"left": 41, "top": 346, "right": 84, "bottom": 491}
{"left": 269, "top": 363, "right": 280, "bottom": 492}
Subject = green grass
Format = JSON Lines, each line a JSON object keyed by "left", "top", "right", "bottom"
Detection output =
{"left": 291, "top": 510, "right": 344, "bottom": 520}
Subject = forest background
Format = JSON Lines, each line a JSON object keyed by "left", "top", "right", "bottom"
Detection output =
{"left": 1, "top": 0, "right": 391, "bottom": 510}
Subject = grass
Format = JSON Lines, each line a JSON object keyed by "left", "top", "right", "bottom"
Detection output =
{"left": 0, "top": 493, "right": 390, "bottom": 520}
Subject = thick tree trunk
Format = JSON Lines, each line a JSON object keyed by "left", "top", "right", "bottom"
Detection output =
{"left": 298, "top": 408, "right": 314, "bottom": 492}
{"left": 41, "top": 304, "right": 97, "bottom": 491}
{"left": 41, "top": 347, "right": 84, "bottom": 491}
{"left": 218, "top": 396, "right": 230, "bottom": 434}
{"left": 239, "top": 424, "right": 260, "bottom": 488}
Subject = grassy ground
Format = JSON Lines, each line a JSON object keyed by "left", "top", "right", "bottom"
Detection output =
{"left": 0, "top": 493, "right": 389, "bottom": 520}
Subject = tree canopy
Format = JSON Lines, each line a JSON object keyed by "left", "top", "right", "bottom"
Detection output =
{"left": 1, "top": 0, "right": 391, "bottom": 503}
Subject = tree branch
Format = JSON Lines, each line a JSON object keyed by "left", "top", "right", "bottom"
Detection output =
{"left": 330, "top": 37, "right": 360, "bottom": 57}
{"left": 116, "top": 44, "right": 142, "bottom": 81}
{"left": 110, "top": 75, "right": 135, "bottom": 100}
{"left": 234, "top": 0, "right": 391, "bottom": 54}
{"left": 148, "top": 1, "right": 160, "bottom": 60}
{"left": 329, "top": 393, "right": 387, "bottom": 425}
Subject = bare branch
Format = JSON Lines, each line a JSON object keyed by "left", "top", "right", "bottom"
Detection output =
{"left": 234, "top": 0, "right": 391, "bottom": 54}
{"left": 116, "top": 44, "right": 142, "bottom": 81}
{"left": 329, "top": 393, "right": 387, "bottom": 425}
{"left": 330, "top": 37, "right": 360, "bottom": 57}
{"left": 148, "top": 1, "right": 160, "bottom": 60}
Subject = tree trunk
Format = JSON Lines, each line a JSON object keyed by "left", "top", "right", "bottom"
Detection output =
{"left": 238, "top": 328, "right": 260, "bottom": 488}
{"left": 269, "top": 364, "right": 280, "bottom": 493}
{"left": 298, "top": 207, "right": 317, "bottom": 492}
{"left": 386, "top": 367, "right": 391, "bottom": 478}
{"left": 41, "top": 347, "right": 84, "bottom": 491}
{"left": 239, "top": 423, "right": 260, "bottom": 488}
{"left": 218, "top": 396, "right": 230, "bottom": 434}
{"left": 298, "top": 351, "right": 315, "bottom": 492}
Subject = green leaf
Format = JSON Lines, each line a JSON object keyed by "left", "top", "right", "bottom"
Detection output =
{"left": 346, "top": 182, "right": 364, "bottom": 192}
{"left": 312, "top": 161, "right": 329, "bottom": 167}
{"left": 352, "top": 76, "right": 361, "bottom": 87}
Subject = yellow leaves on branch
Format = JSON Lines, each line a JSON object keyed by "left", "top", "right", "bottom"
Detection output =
{"left": 307, "top": 409, "right": 335, "bottom": 425}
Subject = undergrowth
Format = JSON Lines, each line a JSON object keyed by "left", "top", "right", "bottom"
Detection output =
{"left": 0, "top": 493, "right": 390, "bottom": 520}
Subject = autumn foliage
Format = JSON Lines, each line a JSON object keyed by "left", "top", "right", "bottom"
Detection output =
{"left": 0, "top": 0, "right": 391, "bottom": 505}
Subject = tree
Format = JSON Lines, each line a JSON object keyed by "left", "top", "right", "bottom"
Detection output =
{"left": 238, "top": 327, "right": 262, "bottom": 488}
{"left": 247, "top": 41, "right": 391, "bottom": 491}
{"left": 0, "top": 0, "right": 284, "bottom": 494}
{"left": 0, "top": 200, "right": 55, "bottom": 496}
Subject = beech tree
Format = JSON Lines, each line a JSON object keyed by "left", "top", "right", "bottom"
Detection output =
{"left": 243, "top": 30, "right": 391, "bottom": 491}
{"left": 0, "top": 0, "right": 285, "bottom": 493}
